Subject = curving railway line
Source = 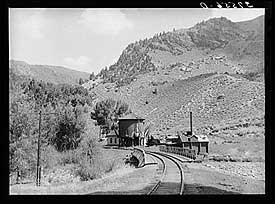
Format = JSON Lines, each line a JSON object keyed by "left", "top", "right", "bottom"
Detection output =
{"left": 146, "top": 151, "right": 185, "bottom": 195}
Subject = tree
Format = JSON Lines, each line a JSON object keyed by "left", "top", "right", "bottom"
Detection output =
{"left": 22, "top": 79, "right": 48, "bottom": 110}
{"left": 89, "top": 72, "right": 95, "bottom": 80}
{"left": 9, "top": 89, "right": 38, "bottom": 177}
{"left": 51, "top": 105, "right": 86, "bottom": 152}
{"left": 79, "top": 78, "right": 84, "bottom": 85}
{"left": 90, "top": 98, "right": 131, "bottom": 131}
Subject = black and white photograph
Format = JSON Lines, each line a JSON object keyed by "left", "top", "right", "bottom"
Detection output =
{"left": 7, "top": 3, "right": 270, "bottom": 196}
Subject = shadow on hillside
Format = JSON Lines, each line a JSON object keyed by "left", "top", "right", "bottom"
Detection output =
{"left": 86, "top": 181, "right": 240, "bottom": 195}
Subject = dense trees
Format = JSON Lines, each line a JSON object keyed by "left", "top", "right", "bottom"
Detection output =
{"left": 21, "top": 79, "right": 93, "bottom": 108}
{"left": 90, "top": 98, "right": 131, "bottom": 132}
{"left": 9, "top": 75, "right": 134, "bottom": 182}
{"left": 51, "top": 105, "right": 86, "bottom": 152}
{"left": 9, "top": 90, "right": 38, "bottom": 176}
{"left": 98, "top": 47, "right": 156, "bottom": 87}
{"left": 9, "top": 77, "right": 95, "bottom": 179}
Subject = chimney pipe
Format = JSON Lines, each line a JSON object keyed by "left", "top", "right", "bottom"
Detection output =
{"left": 190, "top": 111, "right": 192, "bottom": 135}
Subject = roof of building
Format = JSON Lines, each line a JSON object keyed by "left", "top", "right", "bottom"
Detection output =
{"left": 105, "top": 129, "right": 118, "bottom": 137}
{"left": 178, "top": 134, "right": 209, "bottom": 142}
{"left": 178, "top": 134, "right": 189, "bottom": 142}
{"left": 119, "top": 113, "right": 145, "bottom": 120}
{"left": 166, "top": 141, "right": 178, "bottom": 145}
{"left": 166, "top": 135, "right": 178, "bottom": 139}
{"left": 194, "top": 135, "right": 209, "bottom": 142}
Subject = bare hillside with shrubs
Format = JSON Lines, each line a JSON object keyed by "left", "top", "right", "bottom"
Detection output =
{"left": 92, "top": 15, "right": 264, "bottom": 86}
{"left": 89, "top": 73, "right": 264, "bottom": 136}
{"left": 88, "top": 70, "right": 264, "bottom": 161}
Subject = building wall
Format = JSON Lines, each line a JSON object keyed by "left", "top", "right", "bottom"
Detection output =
{"left": 191, "top": 142, "right": 200, "bottom": 154}
{"left": 200, "top": 142, "right": 208, "bottom": 153}
{"left": 183, "top": 141, "right": 209, "bottom": 154}
{"left": 140, "top": 138, "right": 144, "bottom": 146}
{"left": 190, "top": 136, "right": 198, "bottom": 142}
{"left": 107, "top": 136, "right": 120, "bottom": 146}
{"left": 183, "top": 142, "right": 191, "bottom": 149}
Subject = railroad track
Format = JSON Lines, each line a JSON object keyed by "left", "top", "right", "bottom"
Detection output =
{"left": 157, "top": 151, "right": 192, "bottom": 163}
{"left": 146, "top": 151, "right": 185, "bottom": 195}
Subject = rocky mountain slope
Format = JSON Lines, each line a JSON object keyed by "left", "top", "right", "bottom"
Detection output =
{"left": 9, "top": 60, "right": 91, "bottom": 85}
{"left": 88, "top": 72, "right": 264, "bottom": 137}
{"left": 83, "top": 16, "right": 264, "bottom": 126}
{"left": 94, "top": 15, "right": 264, "bottom": 85}
{"left": 83, "top": 16, "right": 265, "bottom": 161}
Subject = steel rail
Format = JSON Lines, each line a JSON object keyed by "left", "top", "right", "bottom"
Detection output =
{"left": 146, "top": 152, "right": 167, "bottom": 195}
{"left": 151, "top": 151, "right": 185, "bottom": 195}
{"left": 146, "top": 151, "right": 184, "bottom": 195}
{"left": 157, "top": 151, "right": 190, "bottom": 163}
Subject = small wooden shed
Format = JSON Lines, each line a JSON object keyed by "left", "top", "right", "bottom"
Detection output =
{"left": 106, "top": 130, "right": 120, "bottom": 146}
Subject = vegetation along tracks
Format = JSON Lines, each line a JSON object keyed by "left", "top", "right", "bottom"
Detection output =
{"left": 146, "top": 151, "right": 184, "bottom": 195}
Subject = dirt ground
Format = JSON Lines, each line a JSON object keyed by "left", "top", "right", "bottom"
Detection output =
{"left": 144, "top": 146, "right": 265, "bottom": 194}
{"left": 182, "top": 161, "right": 265, "bottom": 194}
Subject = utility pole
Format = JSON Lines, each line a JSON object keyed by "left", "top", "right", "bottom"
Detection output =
{"left": 10, "top": 110, "right": 56, "bottom": 187}
{"left": 36, "top": 110, "right": 42, "bottom": 186}
{"left": 35, "top": 110, "right": 56, "bottom": 186}
{"left": 190, "top": 111, "right": 193, "bottom": 135}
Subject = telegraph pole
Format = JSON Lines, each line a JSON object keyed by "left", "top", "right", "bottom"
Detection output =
{"left": 11, "top": 109, "right": 56, "bottom": 187}
{"left": 35, "top": 110, "right": 56, "bottom": 186}
{"left": 36, "top": 110, "right": 42, "bottom": 186}
{"left": 190, "top": 111, "right": 193, "bottom": 135}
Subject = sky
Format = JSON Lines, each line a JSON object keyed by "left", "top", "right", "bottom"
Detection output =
{"left": 9, "top": 8, "right": 265, "bottom": 74}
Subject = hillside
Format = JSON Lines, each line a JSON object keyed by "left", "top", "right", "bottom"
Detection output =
{"left": 82, "top": 15, "right": 265, "bottom": 161}
{"left": 88, "top": 72, "right": 264, "bottom": 135}
{"left": 9, "top": 60, "right": 91, "bottom": 85}
{"left": 94, "top": 15, "right": 264, "bottom": 85}
{"left": 84, "top": 16, "right": 265, "bottom": 135}
{"left": 87, "top": 72, "right": 265, "bottom": 161}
